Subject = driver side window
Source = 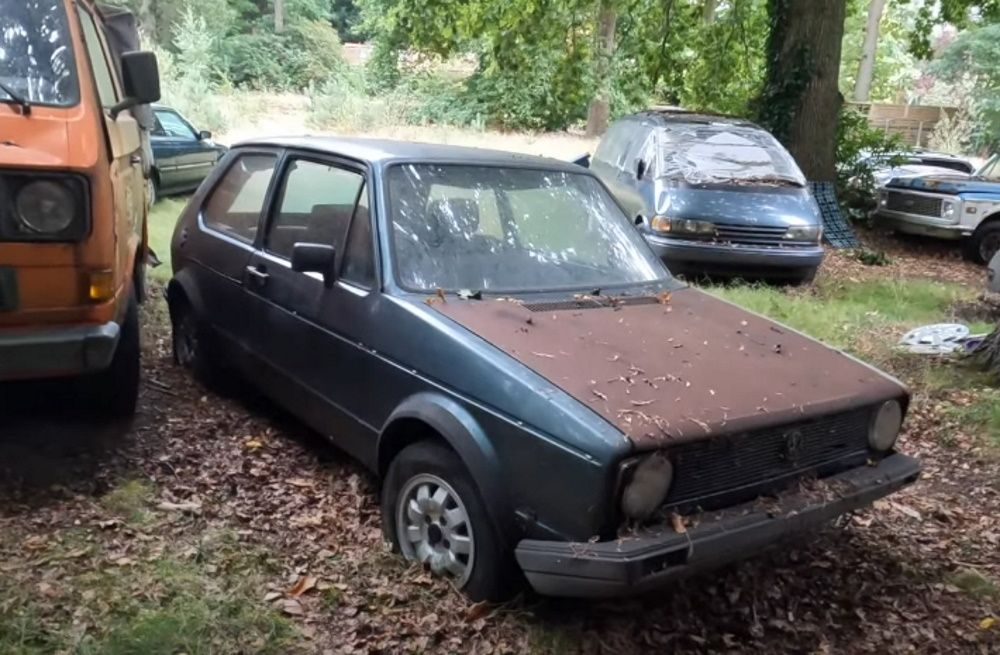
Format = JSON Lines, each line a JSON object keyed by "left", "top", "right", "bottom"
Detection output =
{"left": 154, "top": 110, "right": 197, "bottom": 140}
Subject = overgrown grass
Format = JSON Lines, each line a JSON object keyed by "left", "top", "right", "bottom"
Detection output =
{"left": 0, "top": 527, "right": 297, "bottom": 655}
{"left": 944, "top": 390, "right": 1000, "bottom": 449}
{"left": 147, "top": 198, "right": 188, "bottom": 282}
{"left": 100, "top": 478, "right": 155, "bottom": 524}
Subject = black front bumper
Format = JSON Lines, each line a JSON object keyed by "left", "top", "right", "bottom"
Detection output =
{"left": 515, "top": 454, "right": 921, "bottom": 598}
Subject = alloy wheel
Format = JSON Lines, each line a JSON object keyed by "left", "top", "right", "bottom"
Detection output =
{"left": 395, "top": 473, "right": 475, "bottom": 586}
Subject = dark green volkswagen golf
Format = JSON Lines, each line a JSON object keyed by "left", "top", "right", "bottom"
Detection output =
{"left": 168, "top": 136, "right": 920, "bottom": 600}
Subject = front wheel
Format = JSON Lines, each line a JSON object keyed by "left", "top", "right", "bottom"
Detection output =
{"left": 963, "top": 222, "right": 1000, "bottom": 265}
{"left": 381, "top": 441, "right": 519, "bottom": 601}
{"left": 170, "top": 298, "right": 225, "bottom": 387}
{"left": 85, "top": 293, "right": 140, "bottom": 418}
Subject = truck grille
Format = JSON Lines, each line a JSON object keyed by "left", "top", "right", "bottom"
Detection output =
{"left": 664, "top": 408, "right": 872, "bottom": 511}
{"left": 885, "top": 191, "right": 943, "bottom": 218}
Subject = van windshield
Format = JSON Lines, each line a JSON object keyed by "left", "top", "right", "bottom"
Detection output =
{"left": 0, "top": 0, "right": 80, "bottom": 107}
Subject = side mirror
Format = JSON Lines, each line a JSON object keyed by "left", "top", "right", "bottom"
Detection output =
{"left": 291, "top": 242, "right": 336, "bottom": 287}
{"left": 110, "top": 51, "right": 160, "bottom": 119}
{"left": 198, "top": 130, "right": 212, "bottom": 141}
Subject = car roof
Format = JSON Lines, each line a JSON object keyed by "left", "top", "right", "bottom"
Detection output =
{"left": 232, "top": 135, "right": 584, "bottom": 171}
{"left": 620, "top": 108, "right": 759, "bottom": 129}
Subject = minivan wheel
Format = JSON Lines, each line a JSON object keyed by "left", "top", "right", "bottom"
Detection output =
{"left": 381, "top": 441, "right": 518, "bottom": 601}
{"left": 85, "top": 293, "right": 140, "bottom": 418}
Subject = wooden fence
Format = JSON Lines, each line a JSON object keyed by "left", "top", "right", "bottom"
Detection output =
{"left": 848, "top": 102, "right": 957, "bottom": 148}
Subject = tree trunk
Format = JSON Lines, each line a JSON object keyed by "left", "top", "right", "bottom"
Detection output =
{"left": 585, "top": 0, "right": 617, "bottom": 137}
{"left": 702, "top": 0, "right": 718, "bottom": 24}
{"left": 274, "top": 0, "right": 285, "bottom": 33}
{"left": 852, "top": 0, "right": 887, "bottom": 102}
{"left": 758, "top": 0, "right": 847, "bottom": 182}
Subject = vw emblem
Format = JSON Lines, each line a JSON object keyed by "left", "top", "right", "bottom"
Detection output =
{"left": 783, "top": 430, "right": 803, "bottom": 462}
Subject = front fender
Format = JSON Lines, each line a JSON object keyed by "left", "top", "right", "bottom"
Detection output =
{"left": 378, "top": 391, "right": 512, "bottom": 539}
{"left": 165, "top": 268, "right": 207, "bottom": 320}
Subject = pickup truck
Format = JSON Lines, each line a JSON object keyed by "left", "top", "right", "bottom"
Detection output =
{"left": 875, "top": 153, "right": 1000, "bottom": 263}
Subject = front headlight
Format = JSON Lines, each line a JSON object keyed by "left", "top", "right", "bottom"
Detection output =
{"left": 650, "top": 216, "right": 716, "bottom": 236}
{"left": 784, "top": 225, "right": 823, "bottom": 242}
{"left": 869, "top": 400, "right": 903, "bottom": 451}
{"left": 16, "top": 180, "right": 76, "bottom": 233}
{"left": 621, "top": 453, "right": 674, "bottom": 521}
{"left": 942, "top": 200, "right": 957, "bottom": 218}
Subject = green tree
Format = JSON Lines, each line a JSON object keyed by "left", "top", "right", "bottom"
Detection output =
{"left": 931, "top": 23, "right": 1000, "bottom": 149}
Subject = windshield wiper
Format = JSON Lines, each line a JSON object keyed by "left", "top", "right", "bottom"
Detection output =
{"left": 739, "top": 175, "right": 803, "bottom": 187}
{"left": 0, "top": 82, "right": 31, "bottom": 115}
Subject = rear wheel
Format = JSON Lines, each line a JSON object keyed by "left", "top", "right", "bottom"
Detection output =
{"left": 963, "top": 221, "right": 1000, "bottom": 265}
{"left": 381, "top": 441, "right": 519, "bottom": 601}
{"left": 85, "top": 293, "right": 140, "bottom": 418}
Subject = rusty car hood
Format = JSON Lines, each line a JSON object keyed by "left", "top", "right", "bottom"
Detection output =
{"left": 434, "top": 288, "right": 903, "bottom": 448}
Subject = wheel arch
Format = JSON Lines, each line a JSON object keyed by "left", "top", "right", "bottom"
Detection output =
{"left": 377, "top": 392, "right": 512, "bottom": 539}
{"left": 165, "top": 268, "right": 206, "bottom": 323}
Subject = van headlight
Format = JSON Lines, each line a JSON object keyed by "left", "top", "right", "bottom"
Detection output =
{"left": 650, "top": 216, "right": 715, "bottom": 236}
{"left": 784, "top": 225, "right": 822, "bottom": 242}
{"left": 1, "top": 173, "right": 89, "bottom": 241}
{"left": 869, "top": 400, "right": 903, "bottom": 452}
{"left": 620, "top": 453, "right": 674, "bottom": 521}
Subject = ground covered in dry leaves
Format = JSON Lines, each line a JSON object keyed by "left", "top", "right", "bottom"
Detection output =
{"left": 1, "top": 233, "right": 998, "bottom": 654}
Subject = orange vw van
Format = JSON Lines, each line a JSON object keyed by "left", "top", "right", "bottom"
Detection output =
{"left": 0, "top": 1, "right": 159, "bottom": 416}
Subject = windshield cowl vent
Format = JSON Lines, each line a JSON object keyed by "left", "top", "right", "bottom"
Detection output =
{"left": 523, "top": 297, "right": 660, "bottom": 312}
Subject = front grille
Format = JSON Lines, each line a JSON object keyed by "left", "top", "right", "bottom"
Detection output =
{"left": 886, "top": 191, "right": 943, "bottom": 217}
{"left": 664, "top": 408, "right": 871, "bottom": 511}
{"left": 713, "top": 223, "right": 790, "bottom": 247}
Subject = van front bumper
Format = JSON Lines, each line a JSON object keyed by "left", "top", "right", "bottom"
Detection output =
{"left": 515, "top": 453, "right": 921, "bottom": 598}
{"left": 0, "top": 322, "right": 120, "bottom": 380}
{"left": 645, "top": 234, "right": 825, "bottom": 276}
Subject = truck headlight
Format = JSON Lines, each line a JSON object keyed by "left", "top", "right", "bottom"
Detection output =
{"left": 650, "top": 216, "right": 715, "bottom": 236}
{"left": 784, "top": 225, "right": 822, "bottom": 242}
{"left": 869, "top": 400, "right": 903, "bottom": 452}
{"left": 621, "top": 453, "right": 674, "bottom": 521}
{"left": 16, "top": 180, "right": 77, "bottom": 233}
{"left": 942, "top": 200, "right": 957, "bottom": 218}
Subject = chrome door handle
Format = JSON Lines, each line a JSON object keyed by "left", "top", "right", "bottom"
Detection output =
{"left": 245, "top": 265, "right": 270, "bottom": 285}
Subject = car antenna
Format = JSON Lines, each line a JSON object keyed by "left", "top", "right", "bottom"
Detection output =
{"left": 0, "top": 81, "right": 31, "bottom": 116}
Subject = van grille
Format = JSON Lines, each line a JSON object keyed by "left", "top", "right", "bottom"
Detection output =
{"left": 663, "top": 408, "right": 872, "bottom": 511}
{"left": 713, "top": 223, "right": 791, "bottom": 247}
{"left": 886, "top": 192, "right": 943, "bottom": 217}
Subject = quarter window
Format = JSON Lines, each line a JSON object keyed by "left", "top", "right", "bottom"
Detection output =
{"left": 266, "top": 159, "right": 364, "bottom": 260}
{"left": 76, "top": 7, "right": 118, "bottom": 108}
{"left": 341, "top": 185, "right": 375, "bottom": 287}
{"left": 202, "top": 154, "right": 277, "bottom": 243}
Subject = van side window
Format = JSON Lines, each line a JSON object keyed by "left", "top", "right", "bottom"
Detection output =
{"left": 202, "top": 154, "right": 277, "bottom": 244}
{"left": 266, "top": 159, "right": 364, "bottom": 260}
{"left": 341, "top": 185, "right": 375, "bottom": 288}
{"left": 76, "top": 7, "right": 118, "bottom": 108}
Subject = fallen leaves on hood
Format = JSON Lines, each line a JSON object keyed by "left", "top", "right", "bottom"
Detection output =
{"left": 670, "top": 512, "right": 687, "bottom": 534}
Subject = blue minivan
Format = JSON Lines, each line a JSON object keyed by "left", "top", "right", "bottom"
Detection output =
{"left": 590, "top": 110, "right": 824, "bottom": 284}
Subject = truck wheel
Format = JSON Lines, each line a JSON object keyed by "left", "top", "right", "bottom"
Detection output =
{"left": 963, "top": 221, "right": 1000, "bottom": 265}
{"left": 86, "top": 293, "right": 141, "bottom": 418}
{"left": 381, "top": 441, "right": 519, "bottom": 602}
{"left": 170, "top": 298, "right": 225, "bottom": 387}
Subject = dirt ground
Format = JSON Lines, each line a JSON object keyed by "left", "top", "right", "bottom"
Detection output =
{"left": 1, "top": 239, "right": 999, "bottom": 654}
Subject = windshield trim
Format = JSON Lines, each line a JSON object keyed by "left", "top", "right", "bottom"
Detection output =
{"left": 975, "top": 154, "right": 999, "bottom": 180}
{"left": 382, "top": 161, "right": 673, "bottom": 295}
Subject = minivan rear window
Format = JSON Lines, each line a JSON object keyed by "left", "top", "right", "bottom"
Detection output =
{"left": 0, "top": 0, "right": 80, "bottom": 107}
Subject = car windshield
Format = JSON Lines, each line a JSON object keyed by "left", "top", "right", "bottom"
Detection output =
{"left": 976, "top": 155, "right": 999, "bottom": 181}
{"left": 0, "top": 0, "right": 79, "bottom": 107}
{"left": 657, "top": 123, "right": 806, "bottom": 186}
{"left": 387, "top": 164, "right": 668, "bottom": 293}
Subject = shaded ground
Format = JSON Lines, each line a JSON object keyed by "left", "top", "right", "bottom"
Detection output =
{"left": 1, "top": 239, "right": 999, "bottom": 654}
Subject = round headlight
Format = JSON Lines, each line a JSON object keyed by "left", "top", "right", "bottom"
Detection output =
{"left": 621, "top": 454, "right": 674, "bottom": 521}
{"left": 869, "top": 400, "right": 903, "bottom": 451}
{"left": 16, "top": 180, "right": 76, "bottom": 234}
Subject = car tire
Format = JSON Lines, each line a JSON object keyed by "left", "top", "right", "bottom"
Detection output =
{"left": 85, "top": 292, "right": 141, "bottom": 418}
{"left": 963, "top": 221, "right": 1000, "bottom": 265}
{"left": 147, "top": 175, "right": 158, "bottom": 208}
{"left": 170, "top": 297, "right": 225, "bottom": 387}
{"left": 381, "top": 441, "right": 519, "bottom": 602}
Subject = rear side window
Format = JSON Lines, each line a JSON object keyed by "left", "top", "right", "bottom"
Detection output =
{"left": 266, "top": 159, "right": 364, "bottom": 260}
{"left": 202, "top": 154, "right": 277, "bottom": 243}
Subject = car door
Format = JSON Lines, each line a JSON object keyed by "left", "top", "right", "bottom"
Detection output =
{"left": 241, "top": 154, "right": 378, "bottom": 461}
{"left": 189, "top": 151, "right": 278, "bottom": 353}
{"left": 153, "top": 108, "right": 216, "bottom": 190}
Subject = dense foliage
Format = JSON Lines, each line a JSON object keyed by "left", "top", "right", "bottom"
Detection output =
{"left": 930, "top": 23, "right": 1000, "bottom": 151}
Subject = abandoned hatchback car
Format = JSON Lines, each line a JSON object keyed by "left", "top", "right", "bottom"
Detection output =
{"left": 168, "top": 137, "right": 920, "bottom": 599}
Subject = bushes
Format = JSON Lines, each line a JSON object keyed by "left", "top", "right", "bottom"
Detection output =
{"left": 835, "top": 107, "right": 907, "bottom": 222}
{"left": 223, "top": 21, "right": 344, "bottom": 90}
